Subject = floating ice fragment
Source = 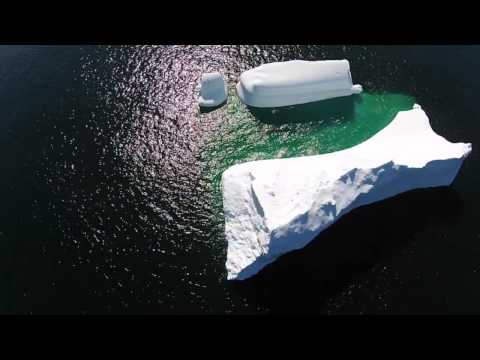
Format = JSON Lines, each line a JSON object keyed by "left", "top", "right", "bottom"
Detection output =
{"left": 198, "top": 72, "right": 227, "bottom": 108}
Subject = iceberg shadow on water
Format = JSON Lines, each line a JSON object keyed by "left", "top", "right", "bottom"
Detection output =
{"left": 199, "top": 99, "right": 227, "bottom": 114}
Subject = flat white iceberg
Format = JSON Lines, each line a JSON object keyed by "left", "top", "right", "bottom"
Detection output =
{"left": 236, "top": 59, "right": 362, "bottom": 108}
{"left": 222, "top": 105, "right": 472, "bottom": 280}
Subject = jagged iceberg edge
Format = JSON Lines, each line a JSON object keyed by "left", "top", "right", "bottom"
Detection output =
{"left": 221, "top": 105, "right": 472, "bottom": 280}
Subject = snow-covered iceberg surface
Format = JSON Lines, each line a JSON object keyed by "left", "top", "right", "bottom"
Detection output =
{"left": 222, "top": 105, "right": 472, "bottom": 280}
{"left": 236, "top": 59, "right": 362, "bottom": 108}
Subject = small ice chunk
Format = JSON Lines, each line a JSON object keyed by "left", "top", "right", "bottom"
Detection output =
{"left": 198, "top": 72, "right": 227, "bottom": 108}
{"left": 352, "top": 84, "right": 363, "bottom": 94}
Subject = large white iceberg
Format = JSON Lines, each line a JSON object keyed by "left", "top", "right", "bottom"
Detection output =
{"left": 222, "top": 105, "right": 472, "bottom": 280}
{"left": 236, "top": 59, "right": 362, "bottom": 108}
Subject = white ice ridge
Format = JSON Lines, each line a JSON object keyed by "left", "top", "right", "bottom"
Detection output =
{"left": 236, "top": 59, "right": 363, "bottom": 108}
{"left": 222, "top": 105, "right": 472, "bottom": 280}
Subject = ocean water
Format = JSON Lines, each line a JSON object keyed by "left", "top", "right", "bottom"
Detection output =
{"left": 0, "top": 45, "right": 478, "bottom": 314}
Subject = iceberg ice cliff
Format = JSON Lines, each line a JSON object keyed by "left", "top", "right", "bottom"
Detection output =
{"left": 222, "top": 105, "right": 472, "bottom": 280}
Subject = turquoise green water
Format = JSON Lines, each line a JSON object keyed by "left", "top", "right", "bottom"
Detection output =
{"left": 199, "top": 92, "right": 415, "bottom": 212}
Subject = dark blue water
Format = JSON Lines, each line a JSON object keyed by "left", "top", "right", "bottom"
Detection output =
{"left": 0, "top": 45, "right": 478, "bottom": 314}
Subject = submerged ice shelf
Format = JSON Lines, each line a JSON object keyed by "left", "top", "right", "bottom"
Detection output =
{"left": 222, "top": 105, "right": 472, "bottom": 280}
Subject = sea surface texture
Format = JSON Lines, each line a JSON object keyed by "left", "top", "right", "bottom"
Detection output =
{"left": 0, "top": 45, "right": 477, "bottom": 314}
